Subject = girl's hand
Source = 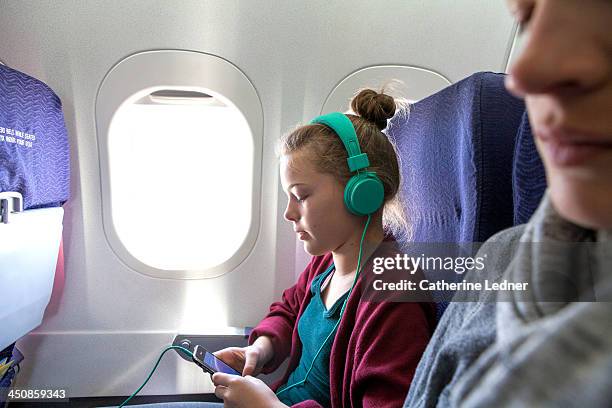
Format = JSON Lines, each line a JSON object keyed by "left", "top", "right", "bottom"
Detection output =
{"left": 212, "top": 373, "right": 287, "bottom": 408}
{"left": 213, "top": 336, "right": 274, "bottom": 376}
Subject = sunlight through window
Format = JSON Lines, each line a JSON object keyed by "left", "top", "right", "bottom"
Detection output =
{"left": 108, "top": 91, "right": 253, "bottom": 271}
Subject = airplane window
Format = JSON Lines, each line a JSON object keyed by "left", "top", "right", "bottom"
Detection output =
{"left": 109, "top": 89, "right": 253, "bottom": 271}
{"left": 96, "top": 50, "right": 263, "bottom": 278}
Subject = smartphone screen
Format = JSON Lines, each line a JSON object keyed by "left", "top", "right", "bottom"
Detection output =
{"left": 193, "top": 345, "right": 241, "bottom": 376}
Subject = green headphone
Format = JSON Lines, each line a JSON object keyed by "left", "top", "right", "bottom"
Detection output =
{"left": 310, "top": 112, "right": 385, "bottom": 216}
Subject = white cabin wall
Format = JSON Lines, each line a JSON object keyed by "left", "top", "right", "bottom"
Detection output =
{"left": 0, "top": 0, "right": 516, "bottom": 397}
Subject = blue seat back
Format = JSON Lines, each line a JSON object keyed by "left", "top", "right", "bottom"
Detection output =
{"left": 386, "top": 72, "right": 526, "bottom": 318}
{"left": 0, "top": 65, "right": 68, "bottom": 351}
{"left": 0, "top": 64, "right": 70, "bottom": 209}
{"left": 388, "top": 71, "right": 525, "bottom": 244}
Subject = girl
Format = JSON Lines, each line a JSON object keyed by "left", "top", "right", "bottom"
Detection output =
{"left": 211, "top": 89, "right": 436, "bottom": 408}
{"left": 125, "top": 89, "right": 435, "bottom": 408}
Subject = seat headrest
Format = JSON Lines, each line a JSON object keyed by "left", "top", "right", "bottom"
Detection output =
{"left": 386, "top": 72, "right": 526, "bottom": 318}
{"left": 512, "top": 111, "right": 547, "bottom": 224}
{"left": 387, "top": 72, "right": 525, "bottom": 245}
{"left": 0, "top": 64, "right": 70, "bottom": 210}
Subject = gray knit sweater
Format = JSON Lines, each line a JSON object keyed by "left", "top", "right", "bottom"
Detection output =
{"left": 405, "top": 194, "right": 612, "bottom": 407}
{"left": 404, "top": 225, "right": 524, "bottom": 408}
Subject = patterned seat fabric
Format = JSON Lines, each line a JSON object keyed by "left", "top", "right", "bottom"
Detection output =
{"left": 386, "top": 72, "right": 526, "bottom": 318}
{"left": 0, "top": 64, "right": 70, "bottom": 209}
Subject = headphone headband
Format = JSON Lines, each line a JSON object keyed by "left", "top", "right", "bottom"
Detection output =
{"left": 310, "top": 112, "right": 370, "bottom": 172}
{"left": 309, "top": 111, "right": 384, "bottom": 217}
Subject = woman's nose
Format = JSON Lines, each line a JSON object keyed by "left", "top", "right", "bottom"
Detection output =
{"left": 505, "top": 2, "right": 608, "bottom": 98}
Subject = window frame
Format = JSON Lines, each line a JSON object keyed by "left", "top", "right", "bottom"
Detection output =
{"left": 320, "top": 65, "right": 451, "bottom": 113}
{"left": 95, "top": 50, "right": 263, "bottom": 279}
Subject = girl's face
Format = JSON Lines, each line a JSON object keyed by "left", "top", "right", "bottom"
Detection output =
{"left": 505, "top": 0, "right": 612, "bottom": 229}
{"left": 280, "top": 150, "right": 361, "bottom": 256}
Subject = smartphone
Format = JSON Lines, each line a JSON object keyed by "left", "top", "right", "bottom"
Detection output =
{"left": 192, "top": 345, "right": 241, "bottom": 376}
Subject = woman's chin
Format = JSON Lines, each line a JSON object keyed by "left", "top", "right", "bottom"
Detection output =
{"left": 550, "top": 179, "right": 612, "bottom": 230}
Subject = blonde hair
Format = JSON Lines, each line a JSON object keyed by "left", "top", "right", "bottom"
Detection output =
{"left": 278, "top": 88, "right": 410, "bottom": 242}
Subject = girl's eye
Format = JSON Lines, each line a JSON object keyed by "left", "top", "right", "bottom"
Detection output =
{"left": 292, "top": 192, "right": 308, "bottom": 203}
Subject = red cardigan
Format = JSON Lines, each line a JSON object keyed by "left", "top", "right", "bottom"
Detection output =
{"left": 249, "top": 238, "right": 436, "bottom": 408}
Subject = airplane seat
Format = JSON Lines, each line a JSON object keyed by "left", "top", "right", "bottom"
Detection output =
{"left": 512, "top": 111, "right": 546, "bottom": 224}
{"left": 0, "top": 63, "right": 70, "bottom": 392}
{"left": 386, "top": 71, "right": 525, "bottom": 319}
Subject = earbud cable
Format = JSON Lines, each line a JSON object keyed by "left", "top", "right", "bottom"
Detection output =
{"left": 118, "top": 216, "right": 373, "bottom": 405}
{"left": 118, "top": 346, "right": 193, "bottom": 408}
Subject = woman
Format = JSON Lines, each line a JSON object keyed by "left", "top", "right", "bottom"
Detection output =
{"left": 405, "top": 0, "right": 612, "bottom": 406}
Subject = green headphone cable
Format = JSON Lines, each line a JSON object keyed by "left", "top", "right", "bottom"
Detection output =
{"left": 118, "top": 345, "right": 193, "bottom": 408}
{"left": 117, "top": 214, "right": 372, "bottom": 405}
{"left": 117, "top": 213, "right": 371, "bottom": 408}
{"left": 276, "top": 214, "right": 372, "bottom": 397}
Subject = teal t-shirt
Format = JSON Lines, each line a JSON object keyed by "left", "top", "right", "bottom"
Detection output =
{"left": 278, "top": 264, "right": 350, "bottom": 407}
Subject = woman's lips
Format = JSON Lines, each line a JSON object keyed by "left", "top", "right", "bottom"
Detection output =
{"left": 297, "top": 231, "right": 309, "bottom": 240}
{"left": 536, "top": 127, "right": 612, "bottom": 166}
{"left": 546, "top": 140, "right": 612, "bottom": 166}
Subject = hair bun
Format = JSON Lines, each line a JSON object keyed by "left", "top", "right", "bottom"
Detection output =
{"left": 350, "top": 89, "right": 396, "bottom": 131}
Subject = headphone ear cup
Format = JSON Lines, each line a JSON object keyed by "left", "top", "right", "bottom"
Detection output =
{"left": 344, "top": 172, "right": 385, "bottom": 216}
